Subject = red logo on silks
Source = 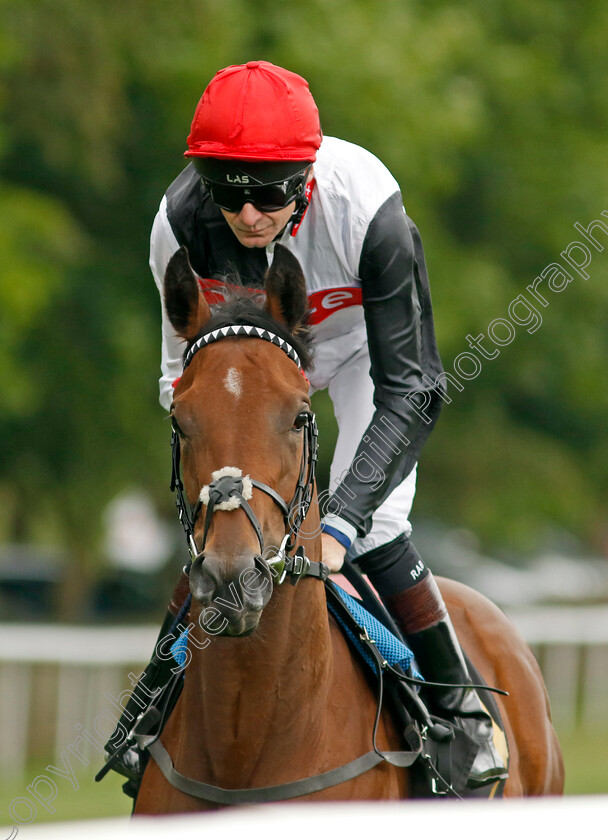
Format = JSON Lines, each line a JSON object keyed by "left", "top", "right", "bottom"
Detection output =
{"left": 197, "top": 276, "right": 263, "bottom": 304}
{"left": 196, "top": 277, "right": 362, "bottom": 326}
{"left": 307, "top": 287, "right": 362, "bottom": 325}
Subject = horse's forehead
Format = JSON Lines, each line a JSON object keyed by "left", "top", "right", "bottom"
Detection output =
{"left": 223, "top": 367, "right": 242, "bottom": 399}
{"left": 207, "top": 339, "right": 284, "bottom": 381}
{"left": 186, "top": 338, "right": 302, "bottom": 404}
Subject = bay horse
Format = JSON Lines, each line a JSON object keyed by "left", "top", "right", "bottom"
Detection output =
{"left": 134, "top": 245, "right": 563, "bottom": 813}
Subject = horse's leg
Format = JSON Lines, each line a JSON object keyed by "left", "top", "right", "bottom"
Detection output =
{"left": 437, "top": 577, "right": 565, "bottom": 796}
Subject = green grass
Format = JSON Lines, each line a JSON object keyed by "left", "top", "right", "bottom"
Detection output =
{"left": 0, "top": 726, "right": 605, "bottom": 828}
{"left": 1, "top": 762, "right": 131, "bottom": 826}
{"left": 560, "top": 728, "right": 608, "bottom": 795}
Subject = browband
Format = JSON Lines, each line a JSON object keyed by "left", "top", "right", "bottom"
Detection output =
{"left": 184, "top": 324, "right": 302, "bottom": 371}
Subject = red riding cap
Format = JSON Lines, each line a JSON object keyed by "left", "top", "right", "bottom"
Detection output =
{"left": 185, "top": 60, "right": 322, "bottom": 162}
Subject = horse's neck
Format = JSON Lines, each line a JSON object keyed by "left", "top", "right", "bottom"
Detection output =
{"left": 181, "top": 577, "right": 333, "bottom": 785}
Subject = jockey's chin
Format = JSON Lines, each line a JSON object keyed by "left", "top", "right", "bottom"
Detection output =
{"left": 220, "top": 202, "right": 295, "bottom": 249}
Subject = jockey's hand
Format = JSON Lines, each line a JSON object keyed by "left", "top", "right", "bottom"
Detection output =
{"left": 321, "top": 532, "right": 346, "bottom": 573}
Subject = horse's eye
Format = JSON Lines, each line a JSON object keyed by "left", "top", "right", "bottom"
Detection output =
{"left": 292, "top": 412, "right": 310, "bottom": 432}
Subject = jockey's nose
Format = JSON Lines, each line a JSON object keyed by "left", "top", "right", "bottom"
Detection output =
{"left": 238, "top": 202, "right": 264, "bottom": 225}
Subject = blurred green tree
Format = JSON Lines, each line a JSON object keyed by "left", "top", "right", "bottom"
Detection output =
{"left": 0, "top": 0, "right": 607, "bottom": 621}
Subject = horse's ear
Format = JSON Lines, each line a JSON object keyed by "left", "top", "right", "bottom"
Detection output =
{"left": 264, "top": 244, "right": 309, "bottom": 333}
{"left": 164, "top": 247, "right": 211, "bottom": 341}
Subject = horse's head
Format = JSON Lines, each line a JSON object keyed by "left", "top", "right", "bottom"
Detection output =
{"left": 164, "top": 245, "right": 318, "bottom": 636}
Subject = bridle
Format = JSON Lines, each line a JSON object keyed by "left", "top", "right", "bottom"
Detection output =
{"left": 170, "top": 322, "right": 328, "bottom": 585}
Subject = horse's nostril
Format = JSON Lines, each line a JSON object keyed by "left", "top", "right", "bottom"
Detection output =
{"left": 191, "top": 550, "right": 205, "bottom": 567}
{"left": 253, "top": 554, "right": 275, "bottom": 581}
{"left": 189, "top": 552, "right": 274, "bottom": 618}
{"left": 241, "top": 557, "right": 273, "bottom": 604}
{"left": 189, "top": 559, "right": 221, "bottom": 605}
{"left": 257, "top": 548, "right": 286, "bottom": 584}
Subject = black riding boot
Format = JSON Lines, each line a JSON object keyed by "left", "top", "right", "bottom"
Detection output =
{"left": 385, "top": 574, "right": 508, "bottom": 789}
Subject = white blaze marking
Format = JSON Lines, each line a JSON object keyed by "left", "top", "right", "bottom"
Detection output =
{"left": 224, "top": 367, "right": 242, "bottom": 399}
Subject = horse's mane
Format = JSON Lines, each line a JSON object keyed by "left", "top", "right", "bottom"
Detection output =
{"left": 188, "top": 290, "right": 315, "bottom": 371}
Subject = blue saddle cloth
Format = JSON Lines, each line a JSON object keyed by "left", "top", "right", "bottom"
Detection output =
{"left": 170, "top": 583, "right": 421, "bottom": 680}
{"left": 327, "top": 583, "right": 422, "bottom": 680}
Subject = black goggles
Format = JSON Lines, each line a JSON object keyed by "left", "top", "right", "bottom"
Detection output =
{"left": 200, "top": 169, "right": 310, "bottom": 214}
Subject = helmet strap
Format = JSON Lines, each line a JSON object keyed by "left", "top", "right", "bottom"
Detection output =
{"left": 289, "top": 174, "right": 315, "bottom": 235}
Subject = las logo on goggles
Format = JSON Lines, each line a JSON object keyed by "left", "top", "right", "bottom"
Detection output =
{"left": 197, "top": 166, "right": 311, "bottom": 214}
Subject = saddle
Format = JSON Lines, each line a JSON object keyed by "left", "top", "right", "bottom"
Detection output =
{"left": 96, "top": 562, "right": 509, "bottom": 804}
{"left": 325, "top": 562, "right": 510, "bottom": 800}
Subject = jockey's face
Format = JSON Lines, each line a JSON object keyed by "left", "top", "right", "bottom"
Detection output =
{"left": 220, "top": 201, "right": 296, "bottom": 248}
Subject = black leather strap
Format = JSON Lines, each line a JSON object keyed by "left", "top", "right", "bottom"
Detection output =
{"left": 237, "top": 496, "right": 265, "bottom": 551}
{"left": 284, "top": 549, "right": 329, "bottom": 582}
{"left": 250, "top": 479, "right": 290, "bottom": 517}
{"left": 145, "top": 737, "right": 419, "bottom": 805}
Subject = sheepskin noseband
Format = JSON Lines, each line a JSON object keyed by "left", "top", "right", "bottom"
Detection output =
{"left": 199, "top": 466, "right": 254, "bottom": 511}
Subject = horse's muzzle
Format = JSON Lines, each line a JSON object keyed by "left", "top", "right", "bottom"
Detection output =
{"left": 189, "top": 551, "right": 273, "bottom": 636}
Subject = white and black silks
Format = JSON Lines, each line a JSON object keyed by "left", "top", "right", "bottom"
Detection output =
{"left": 150, "top": 136, "right": 446, "bottom": 553}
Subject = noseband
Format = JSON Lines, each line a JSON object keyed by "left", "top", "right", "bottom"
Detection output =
{"left": 170, "top": 323, "right": 327, "bottom": 585}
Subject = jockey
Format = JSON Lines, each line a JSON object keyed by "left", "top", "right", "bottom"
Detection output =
{"left": 149, "top": 60, "right": 506, "bottom": 790}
